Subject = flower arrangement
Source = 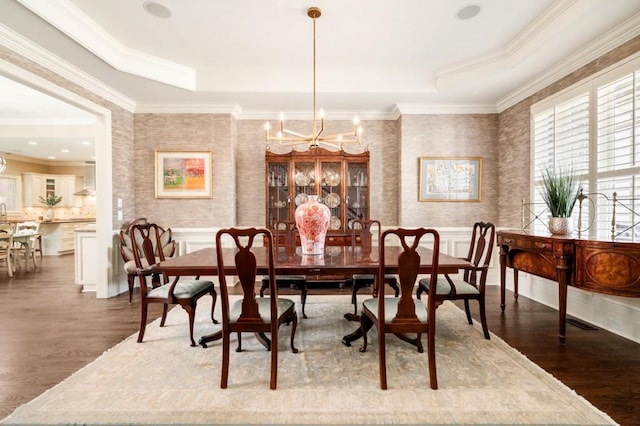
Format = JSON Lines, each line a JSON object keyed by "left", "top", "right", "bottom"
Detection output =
{"left": 38, "top": 193, "right": 63, "bottom": 207}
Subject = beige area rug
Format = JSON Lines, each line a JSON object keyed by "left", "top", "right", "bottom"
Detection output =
{"left": 2, "top": 295, "right": 616, "bottom": 425}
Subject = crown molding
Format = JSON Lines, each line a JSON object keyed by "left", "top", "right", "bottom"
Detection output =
{"left": 16, "top": 0, "right": 196, "bottom": 91}
{"left": 496, "top": 12, "right": 640, "bottom": 112}
{"left": 134, "top": 103, "right": 243, "bottom": 118}
{"left": 395, "top": 104, "right": 498, "bottom": 115}
{"left": 239, "top": 109, "right": 399, "bottom": 121}
{"left": 438, "top": 0, "right": 577, "bottom": 79}
{"left": 0, "top": 24, "right": 136, "bottom": 112}
{"left": 0, "top": 118, "right": 95, "bottom": 126}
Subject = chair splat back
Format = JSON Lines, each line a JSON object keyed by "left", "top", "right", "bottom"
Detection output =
{"left": 384, "top": 228, "right": 439, "bottom": 325}
{"left": 346, "top": 219, "right": 399, "bottom": 320}
{"left": 130, "top": 222, "right": 217, "bottom": 347}
{"left": 261, "top": 220, "right": 308, "bottom": 318}
{"left": 215, "top": 227, "right": 298, "bottom": 389}
{"left": 360, "top": 227, "right": 441, "bottom": 390}
{"left": 416, "top": 221, "right": 495, "bottom": 340}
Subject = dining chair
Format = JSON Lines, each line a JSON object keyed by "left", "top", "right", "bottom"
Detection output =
{"left": 346, "top": 219, "right": 398, "bottom": 321}
{"left": 131, "top": 222, "right": 217, "bottom": 347}
{"left": 260, "top": 220, "right": 308, "bottom": 317}
{"left": 119, "top": 218, "right": 176, "bottom": 302}
{"left": 12, "top": 221, "right": 40, "bottom": 270}
{"left": 416, "top": 221, "right": 495, "bottom": 339}
{"left": 216, "top": 227, "right": 298, "bottom": 389}
{"left": 359, "top": 227, "right": 441, "bottom": 390}
{"left": 0, "top": 224, "right": 15, "bottom": 277}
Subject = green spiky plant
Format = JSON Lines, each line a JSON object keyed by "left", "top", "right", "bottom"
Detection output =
{"left": 38, "top": 193, "right": 63, "bottom": 207}
{"left": 540, "top": 167, "right": 581, "bottom": 218}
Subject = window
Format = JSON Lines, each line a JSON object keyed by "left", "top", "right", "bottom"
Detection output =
{"left": 0, "top": 175, "right": 21, "bottom": 213}
{"left": 531, "top": 54, "right": 640, "bottom": 241}
{"left": 531, "top": 93, "right": 590, "bottom": 234}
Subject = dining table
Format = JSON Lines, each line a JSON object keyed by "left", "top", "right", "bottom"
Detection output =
{"left": 150, "top": 245, "right": 471, "bottom": 347}
{"left": 0, "top": 231, "right": 39, "bottom": 273}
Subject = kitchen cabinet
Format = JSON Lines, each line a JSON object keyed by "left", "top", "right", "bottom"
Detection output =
{"left": 22, "top": 173, "right": 79, "bottom": 207}
{"left": 74, "top": 224, "right": 96, "bottom": 292}
{"left": 40, "top": 221, "right": 94, "bottom": 255}
{"left": 265, "top": 147, "right": 369, "bottom": 244}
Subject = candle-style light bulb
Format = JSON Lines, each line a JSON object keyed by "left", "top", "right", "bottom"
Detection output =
{"left": 265, "top": 121, "right": 271, "bottom": 131}
{"left": 319, "top": 108, "right": 325, "bottom": 119}
{"left": 279, "top": 112, "right": 285, "bottom": 122}
{"left": 353, "top": 116, "right": 360, "bottom": 125}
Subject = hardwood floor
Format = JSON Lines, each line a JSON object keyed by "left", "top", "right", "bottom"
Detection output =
{"left": 1, "top": 255, "right": 639, "bottom": 425}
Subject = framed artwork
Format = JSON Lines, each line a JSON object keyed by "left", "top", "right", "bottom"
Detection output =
{"left": 155, "top": 151, "right": 212, "bottom": 198}
{"left": 419, "top": 157, "right": 482, "bottom": 202}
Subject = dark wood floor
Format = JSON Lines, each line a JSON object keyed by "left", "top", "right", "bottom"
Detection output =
{"left": 1, "top": 256, "right": 639, "bottom": 425}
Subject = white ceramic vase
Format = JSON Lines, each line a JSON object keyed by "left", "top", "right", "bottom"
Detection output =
{"left": 44, "top": 208, "right": 54, "bottom": 221}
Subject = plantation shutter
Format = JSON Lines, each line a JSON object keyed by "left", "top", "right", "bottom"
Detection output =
{"left": 532, "top": 94, "right": 590, "bottom": 233}
{"left": 595, "top": 70, "right": 640, "bottom": 240}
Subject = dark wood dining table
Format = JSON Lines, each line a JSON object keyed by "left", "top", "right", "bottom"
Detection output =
{"left": 150, "top": 245, "right": 471, "bottom": 347}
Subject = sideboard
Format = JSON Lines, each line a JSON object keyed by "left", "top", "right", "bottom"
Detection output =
{"left": 497, "top": 230, "right": 640, "bottom": 343}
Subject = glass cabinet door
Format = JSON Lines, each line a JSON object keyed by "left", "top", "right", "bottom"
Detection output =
{"left": 266, "top": 162, "right": 289, "bottom": 228}
{"left": 320, "top": 161, "right": 343, "bottom": 230}
{"left": 292, "top": 161, "right": 315, "bottom": 214}
{"left": 346, "top": 162, "right": 369, "bottom": 227}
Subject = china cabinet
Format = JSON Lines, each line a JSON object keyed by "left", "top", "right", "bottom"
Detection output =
{"left": 265, "top": 147, "right": 369, "bottom": 245}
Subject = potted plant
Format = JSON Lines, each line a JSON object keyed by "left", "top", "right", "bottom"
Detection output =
{"left": 539, "top": 167, "right": 581, "bottom": 235}
{"left": 39, "top": 193, "right": 63, "bottom": 221}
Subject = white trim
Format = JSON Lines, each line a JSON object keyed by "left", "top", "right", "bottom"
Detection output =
{"left": 0, "top": 58, "right": 115, "bottom": 299}
{"left": 135, "top": 103, "right": 244, "bottom": 118}
{"left": 497, "top": 13, "right": 640, "bottom": 112}
{"left": 395, "top": 104, "right": 498, "bottom": 115}
{"left": 15, "top": 0, "right": 196, "bottom": 91}
{"left": 0, "top": 22, "right": 136, "bottom": 112}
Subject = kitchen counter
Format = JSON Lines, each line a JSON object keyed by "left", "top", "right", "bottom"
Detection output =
{"left": 39, "top": 221, "right": 94, "bottom": 255}
{"left": 41, "top": 218, "right": 96, "bottom": 224}
{"left": 75, "top": 223, "right": 96, "bottom": 232}
{"left": 2, "top": 218, "right": 95, "bottom": 224}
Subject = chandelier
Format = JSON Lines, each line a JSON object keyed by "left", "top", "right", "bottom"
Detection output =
{"left": 264, "top": 7, "right": 363, "bottom": 151}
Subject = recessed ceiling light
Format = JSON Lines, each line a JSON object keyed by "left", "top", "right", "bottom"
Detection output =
{"left": 61, "top": 149, "right": 70, "bottom": 153}
{"left": 28, "top": 141, "right": 38, "bottom": 145}
{"left": 81, "top": 141, "right": 91, "bottom": 145}
{"left": 48, "top": 156, "right": 56, "bottom": 160}
{"left": 457, "top": 4, "right": 481, "bottom": 20}
{"left": 143, "top": 1, "right": 172, "bottom": 19}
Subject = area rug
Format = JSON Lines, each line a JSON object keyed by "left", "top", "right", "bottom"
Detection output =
{"left": 1, "top": 295, "right": 616, "bottom": 425}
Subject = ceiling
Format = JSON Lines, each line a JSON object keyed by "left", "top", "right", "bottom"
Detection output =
{"left": 1, "top": 0, "right": 640, "bottom": 160}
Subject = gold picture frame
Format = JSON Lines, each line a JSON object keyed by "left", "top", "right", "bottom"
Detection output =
{"left": 419, "top": 157, "right": 482, "bottom": 202}
{"left": 155, "top": 151, "right": 213, "bottom": 198}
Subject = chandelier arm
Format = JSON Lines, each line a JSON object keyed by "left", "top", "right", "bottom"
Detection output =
{"left": 266, "top": 134, "right": 313, "bottom": 143}
{"left": 284, "top": 140, "right": 320, "bottom": 147}
{"left": 279, "top": 129, "right": 313, "bottom": 139}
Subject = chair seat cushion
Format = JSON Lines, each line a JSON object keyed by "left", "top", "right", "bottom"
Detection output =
{"left": 230, "top": 297, "right": 295, "bottom": 323}
{"left": 363, "top": 297, "right": 428, "bottom": 323}
{"left": 124, "top": 259, "right": 149, "bottom": 274}
{"left": 418, "top": 277, "right": 480, "bottom": 296}
{"left": 352, "top": 274, "right": 396, "bottom": 282}
{"left": 147, "top": 279, "right": 214, "bottom": 299}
